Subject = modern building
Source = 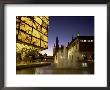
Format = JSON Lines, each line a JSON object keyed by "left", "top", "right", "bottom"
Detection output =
{"left": 16, "top": 16, "right": 49, "bottom": 63}
{"left": 53, "top": 33, "right": 94, "bottom": 68}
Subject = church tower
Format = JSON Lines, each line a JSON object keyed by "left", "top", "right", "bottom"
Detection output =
{"left": 56, "top": 36, "right": 59, "bottom": 49}
{"left": 53, "top": 36, "right": 59, "bottom": 56}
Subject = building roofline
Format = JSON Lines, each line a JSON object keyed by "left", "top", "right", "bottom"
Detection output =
{"left": 67, "top": 36, "right": 94, "bottom": 48}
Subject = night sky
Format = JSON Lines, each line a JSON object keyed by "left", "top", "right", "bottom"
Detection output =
{"left": 41, "top": 16, "right": 94, "bottom": 56}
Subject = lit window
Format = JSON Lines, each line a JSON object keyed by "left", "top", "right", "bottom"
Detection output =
{"left": 80, "top": 40, "right": 83, "bottom": 42}
{"left": 82, "top": 63, "right": 87, "bottom": 67}
{"left": 88, "top": 40, "right": 90, "bottom": 42}
{"left": 91, "top": 40, "right": 93, "bottom": 42}
{"left": 84, "top": 40, "right": 86, "bottom": 42}
{"left": 82, "top": 54, "right": 84, "bottom": 57}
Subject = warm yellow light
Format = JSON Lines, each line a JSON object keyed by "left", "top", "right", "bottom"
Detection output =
{"left": 34, "top": 16, "right": 42, "bottom": 25}
{"left": 16, "top": 43, "right": 39, "bottom": 53}
{"left": 55, "top": 60, "right": 58, "bottom": 63}
{"left": 16, "top": 16, "right": 49, "bottom": 51}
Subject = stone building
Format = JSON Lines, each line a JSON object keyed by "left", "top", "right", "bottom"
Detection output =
{"left": 53, "top": 33, "right": 94, "bottom": 68}
{"left": 67, "top": 35, "right": 94, "bottom": 68}
{"left": 53, "top": 36, "right": 69, "bottom": 68}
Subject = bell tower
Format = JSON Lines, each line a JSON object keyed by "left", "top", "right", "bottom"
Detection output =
{"left": 56, "top": 36, "right": 59, "bottom": 49}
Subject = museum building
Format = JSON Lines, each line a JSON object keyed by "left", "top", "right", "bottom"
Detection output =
{"left": 16, "top": 16, "right": 49, "bottom": 63}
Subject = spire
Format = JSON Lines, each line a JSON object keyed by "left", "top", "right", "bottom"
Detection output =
{"left": 56, "top": 36, "right": 59, "bottom": 48}
{"left": 61, "top": 44, "right": 64, "bottom": 50}
{"left": 68, "top": 42, "right": 70, "bottom": 45}
{"left": 72, "top": 35, "right": 74, "bottom": 40}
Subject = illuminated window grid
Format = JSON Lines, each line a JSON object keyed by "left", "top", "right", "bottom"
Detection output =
{"left": 16, "top": 16, "right": 49, "bottom": 50}
{"left": 16, "top": 42, "right": 38, "bottom": 53}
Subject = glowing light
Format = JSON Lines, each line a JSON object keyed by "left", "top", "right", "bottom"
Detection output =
{"left": 16, "top": 16, "right": 49, "bottom": 54}
{"left": 88, "top": 40, "right": 90, "bottom": 42}
{"left": 82, "top": 63, "right": 87, "bottom": 67}
{"left": 84, "top": 40, "right": 86, "bottom": 42}
{"left": 55, "top": 60, "right": 58, "bottom": 63}
{"left": 91, "top": 40, "right": 93, "bottom": 42}
{"left": 60, "top": 56, "right": 63, "bottom": 59}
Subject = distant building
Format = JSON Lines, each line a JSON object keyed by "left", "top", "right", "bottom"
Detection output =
{"left": 53, "top": 33, "right": 94, "bottom": 68}
{"left": 43, "top": 56, "right": 54, "bottom": 62}
{"left": 53, "top": 37, "right": 68, "bottom": 68}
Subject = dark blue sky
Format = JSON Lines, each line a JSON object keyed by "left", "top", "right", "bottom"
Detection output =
{"left": 41, "top": 16, "right": 94, "bottom": 55}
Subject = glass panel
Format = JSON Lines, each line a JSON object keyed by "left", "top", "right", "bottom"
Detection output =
{"left": 36, "top": 38, "right": 40, "bottom": 46}
{"left": 21, "top": 17, "right": 33, "bottom": 26}
{"left": 45, "top": 16, "right": 49, "bottom": 20}
{"left": 42, "top": 21, "right": 47, "bottom": 29}
{"left": 20, "top": 22, "right": 25, "bottom": 31}
{"left": 37, "top": 24, "right": 41, "bottom": 31}
{"left": 42, "top": 16, "right": 48, "bottom": 24}
{"left": 18, "top": 31, "right": 26, "bottom": 41}
{"left": 44, "top": 42, "right": 48, "bottom": 48}
{"left": 42, "top": 35, "right": 47, "bottom": 42}
{"left": 39, "top": 16, "right": 43, "bottom": 19}
{"left": 33, "top": 21, "right": 38, "bottom": 30}
{"left": 25, "top": 24, "right": 32, "bottom": 34}
{"left": 41, "top": 40, "right": 44, "bottom": 47}
{"left": 32, "top": 29, "right": 40, "bottom": 38}
{"left": 20, "top": 22, "right": 32, "bottom": 34}
{"left": 41, "top": 40, "right": 48, "bottom": 48}
{"left": 42, "top": 27, "right": 47, "bottom": 35}
{"left": 31, "top": 37, "right": 40, "bottom": 46}
{"left": 16, "top": 16, "right": 49, "bottom": 50}
{"left": 25, "top": 34, "right": 31, "bottom": 43}
{"left": 18, "top": 31, "right": 31, "bottom": 43}
{"left": 21, "top": 16, "right": 26, "bottom": 21}
{"left": 34, "top": 16, "right": 42, "bottom": 25}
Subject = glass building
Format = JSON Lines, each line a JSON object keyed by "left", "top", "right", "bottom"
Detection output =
{"left": 16, "top": 16, "right": 49, "bottom": 63}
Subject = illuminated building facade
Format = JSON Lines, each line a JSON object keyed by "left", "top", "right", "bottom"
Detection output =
{"left": 67, "top": 35, "right": 94, "bottom": 68}
{"left": 16, "top": 16, "right": 49, "bottom": 63}
{"left": 53, "top": 37, "right": 68, "bottom": 68}
{"left": 53, "top": 33, "right": 94, "bottom": 68}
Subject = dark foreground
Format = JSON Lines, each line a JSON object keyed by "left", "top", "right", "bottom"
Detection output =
{"left": 16, "top": 64, "right": 94, "bottom": 74}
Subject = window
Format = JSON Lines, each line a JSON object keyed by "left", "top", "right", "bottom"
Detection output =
{"left": 80, "top": 40, "right": 83, "bottom": 42}
{"left": 88, "top": 40, "right": 90, "bottom": 42}
{"left": 82, "top": 63, "right": 87, "bottom": 67}
{"left": 84, "top": 40, "right": 86, "bottom": 42}
{"left": 91, "top": 40, "right": 93, "bottom": 42}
